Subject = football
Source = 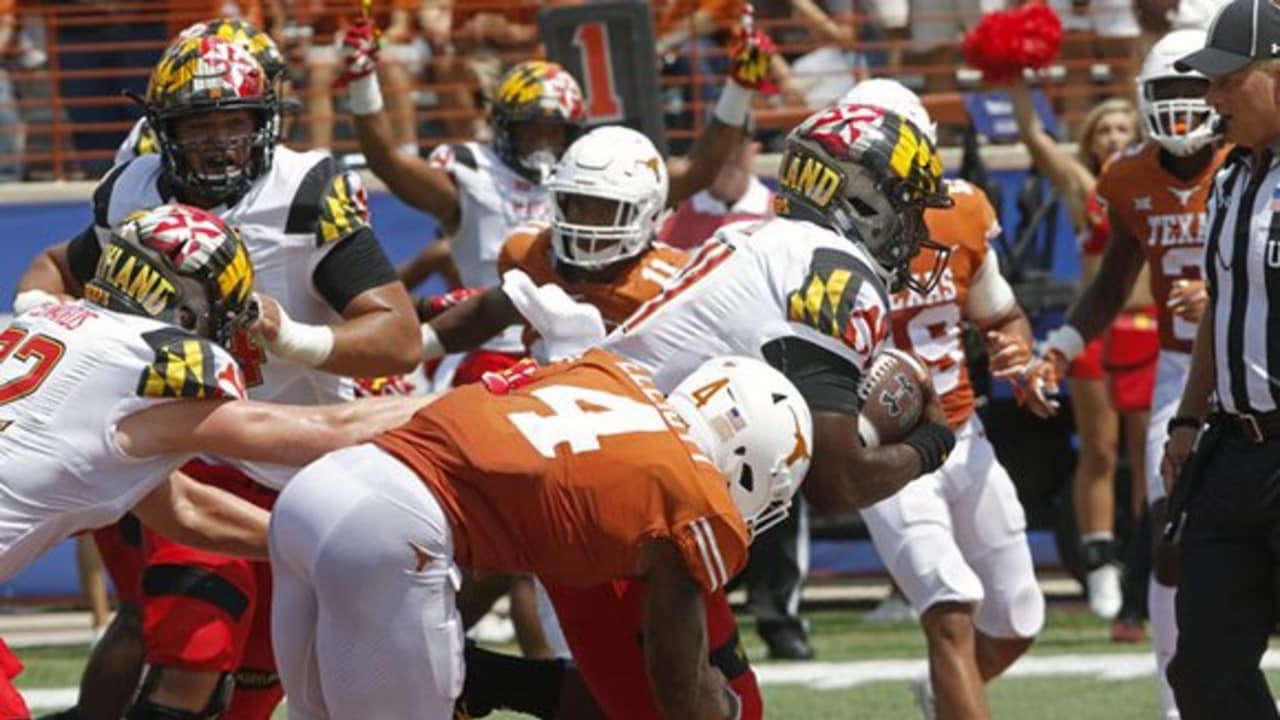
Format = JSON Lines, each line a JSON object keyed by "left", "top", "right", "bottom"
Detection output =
{"left": 857, "top": 348, "right": 929, "bottom": 447}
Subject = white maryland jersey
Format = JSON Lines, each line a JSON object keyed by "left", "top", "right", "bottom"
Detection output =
{"left": 428, "top": 141, "right": 549, "bottom": 353}
{"left": 0, "top": 301, "right": 246, "bottom": 581}
{"left": 604, "top": 217, "right": 892, "bottom": 394}
{"left": 89, "top": 147, "right": 369, "bottom": 486}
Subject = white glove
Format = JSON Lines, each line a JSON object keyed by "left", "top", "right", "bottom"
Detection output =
{"left": 501, "top": 269, "right": 605, "bottom": 363}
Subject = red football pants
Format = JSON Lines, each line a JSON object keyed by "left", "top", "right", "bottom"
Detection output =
{"left": 92, "top": 513, "right": 144, "bottom": 605}
{"left": 0, "top": 639, "right": 28, "bottom": 720}
{"left": 141, "top": 460, "right": 280, "bottom": 720}
{"left": 544, "top": 580, "right": 762, "bottom": 720}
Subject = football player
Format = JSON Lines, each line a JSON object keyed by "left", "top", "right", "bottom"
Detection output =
{"left": 269, "top": 350, "right": 812, "bottom": 719}
{"left": 115, "top": 17, "right": 291, "bottom": 168}
{"left": 337, "top": 15, "right": 774, "bottom": 385}
{"left": 424, "top": 125, "right": 684, "bottom": 358}
{"left": 425, "top": 125, "right": 768, "bottom": 719}
{"left": 604, "top": 101, "right": 958, "bottom": 514}
{"left": 403, "top": 105, "right": 955, "bottom": 720}
{"left": 844, "top": 79, "right": 1046, "bottom": 719}
{"left": 1022, "top": 29, "right": 1226, "bottom": 719}
{"left": 0, "top": 205, "right": 429, "bottom": 716}
{"left": 15, "top": 37, "right": 419, "bottom": 720}
{"left": 88, "top": 21, "right": 293, "bottom": 719}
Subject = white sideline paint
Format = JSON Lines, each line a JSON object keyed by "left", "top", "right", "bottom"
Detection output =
{"left": 764, "top": 652, "right": 1280, "bottom": 716}
{"left": 22, "top": 651, "right": 1280, "bottom": 709}
{"left": 754, "top": 650, "right": 1280, "bottom": 689}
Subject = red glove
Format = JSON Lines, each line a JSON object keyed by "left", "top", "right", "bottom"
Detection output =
{"left": 335, "top": 19, "right": 380, "bottom": 89}
{"left": 415, "top": 286, "right": 485, "bottom": 321}
{"left": 728, "top": 4, "right": 777, "bottom": 93}
{"left": 481, "top": 358, "right": 540, "bottom": 394}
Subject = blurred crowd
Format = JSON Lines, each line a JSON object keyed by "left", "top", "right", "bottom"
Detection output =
{"left": 0, "top": 0, "right": 1221, "bottom": 181}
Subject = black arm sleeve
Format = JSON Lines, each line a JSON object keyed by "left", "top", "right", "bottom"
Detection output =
{"left": 311, "top": 226, "right": 400, "bottom": 313}
{"left": 761, "top": 336, "right": 863, "bottom": 415}
{"left": 66, "top": 225, "right": 102, "bottom": 285}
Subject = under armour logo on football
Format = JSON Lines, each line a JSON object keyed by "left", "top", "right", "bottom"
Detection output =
{"left": 1169, "top": 187, "right": 1196, "bottom": 207}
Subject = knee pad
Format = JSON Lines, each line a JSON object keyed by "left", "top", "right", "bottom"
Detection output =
{"left": 126, "top": 668, "right": 233, "bottom": 720}
{"left": 890, "top": 531, "right": 984, "bottom": 617}
{"left": 975, "top": 565, "right": 1045, "bottom": 639}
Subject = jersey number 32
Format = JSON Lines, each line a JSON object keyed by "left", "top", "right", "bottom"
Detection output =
{"left": 0, "top": 326, "right": 66, "bottom": 405}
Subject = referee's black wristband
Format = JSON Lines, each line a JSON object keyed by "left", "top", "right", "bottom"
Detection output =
{"left": 1167, "top": 416, "right": 1202, "bottom": 435}
{"left": 903, "top": 422, "right": 956, "bottom": 475}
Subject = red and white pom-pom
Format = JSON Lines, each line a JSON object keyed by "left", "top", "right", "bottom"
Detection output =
{"left": 963, "top": 2, "right": 1063, "bottom": 83}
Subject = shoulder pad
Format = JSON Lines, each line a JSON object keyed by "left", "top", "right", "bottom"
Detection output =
{"left": 1119, "top": 142, "right": 1148, "bottom": 160}
{"left": 498, "top": 224, "right": 552, "bottom": 275}
{"left": 135, "top": 328, "right": 246, "bottom": 400}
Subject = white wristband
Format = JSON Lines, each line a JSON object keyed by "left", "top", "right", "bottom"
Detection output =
{"left": 713, "top": 81, "right": 752, "bottom": 127}
{"left": 348, "top": 73, "right": 384, "bottom": 116}
{"left": 267, "top": 306, "right": 334, "bottom": 368}
{"left": 1043, "top": 325, "right": 1086, "bottom": 362}
{"left": 13, "top": 289, "right": 57, "bottom": 315}
{"left": 421, "top": 323, "right": 445, "bottom": 361}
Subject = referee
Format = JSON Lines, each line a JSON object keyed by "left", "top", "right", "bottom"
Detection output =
{"left": 1163, "top": 1, "right": 1280, "bottom": 717}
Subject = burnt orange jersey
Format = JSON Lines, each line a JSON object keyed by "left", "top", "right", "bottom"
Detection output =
{"left": 373, "top": 349, "right": 748, "bottom": 592}
{"left": 890, "top": 180, "right": 1000, "bottom": 428}
{"left": 1095, "top": 142, "right": 1230, "bottom": 353}
{"left": 498, "top": 223, "right": 688, "bottom": 333}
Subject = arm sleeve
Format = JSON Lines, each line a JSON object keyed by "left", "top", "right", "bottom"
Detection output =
{"left": 965, "top": 249, "right": 1018, "bottom": 322}
{"left": 67, "top": 225, "right": 103, "bottom": 284}
{"left": 761, "top": 336, "right": 863, "bottom": 414}
{"left": 311, "top": 226, "right": 400, "bottom": 312}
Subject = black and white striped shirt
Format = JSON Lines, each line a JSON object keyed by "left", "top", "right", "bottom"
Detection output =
{"left": 1204, "top": 148, "right": 1280, "bottom": 414}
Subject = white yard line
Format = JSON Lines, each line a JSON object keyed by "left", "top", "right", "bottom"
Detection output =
{"left": 22, "top": 650, "right": 1280, "bottom": 709}
{"left": 747, "top": 650, "right": 1280, "bottom": 690}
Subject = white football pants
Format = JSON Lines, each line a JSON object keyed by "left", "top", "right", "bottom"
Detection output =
{"left": 1144, "top": 350, "right": 1191, "bottom": 719}
{"left": 270, "top": 444, "right": 464, "bottom": 719}
{"left": 862, "top": 415, "right": 1045, "bottom": 639}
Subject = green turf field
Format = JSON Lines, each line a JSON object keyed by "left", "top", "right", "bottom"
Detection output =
{"left": 13, "top": 605, "right": 1279, "bottom": 718}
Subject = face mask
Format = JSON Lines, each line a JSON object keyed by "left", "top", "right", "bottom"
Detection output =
{"left": 521, "top": 149, "right": 557, "bottom": 185}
